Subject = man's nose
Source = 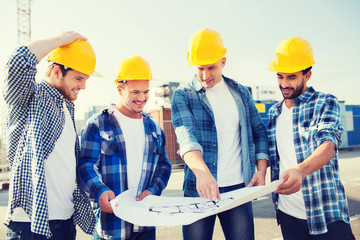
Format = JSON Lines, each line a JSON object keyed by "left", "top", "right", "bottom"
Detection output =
{"left": 202, "top": 70, "right": 210, "bottom": 80}
{"left": 79, "top": 79, "right": 87, "bottom": 90}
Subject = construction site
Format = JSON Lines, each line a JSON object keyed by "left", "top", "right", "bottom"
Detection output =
{"left": 0, "top": 0, "right": 360, "bottom": 239}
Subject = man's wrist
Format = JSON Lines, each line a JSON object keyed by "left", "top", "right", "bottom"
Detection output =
{"left": 256, "top": 159, "right": 268, "bottom": 174}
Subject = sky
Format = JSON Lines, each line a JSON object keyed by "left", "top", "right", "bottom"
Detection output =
{"left": 1, "top": 0, "right": 359, "bottom": 120}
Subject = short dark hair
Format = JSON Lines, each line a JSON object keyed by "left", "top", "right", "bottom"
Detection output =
{"left": 117, "top": 80, "right": 128, "bottom": 89}
{"left": 302, "top": 66, "right": 312, "bottom": 75}
{"left": 46, "top": 63, "right": 73, "bottom": 77}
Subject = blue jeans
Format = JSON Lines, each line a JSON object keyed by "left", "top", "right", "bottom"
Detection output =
{"left": 92, "top": 228, "right": 156, "bottom": 240}
{"left": 278, "top": 210, "right": 355, "bottom": 240}
{"left": 183, "top": 183, "right": 254, "bottom": 240}
{"left": 6, "top": 219, "right": 76, "bottom": 240}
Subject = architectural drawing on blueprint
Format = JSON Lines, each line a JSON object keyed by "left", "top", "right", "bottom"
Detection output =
{"left": 149, "top": 197, "right": 234, "bottom": 216}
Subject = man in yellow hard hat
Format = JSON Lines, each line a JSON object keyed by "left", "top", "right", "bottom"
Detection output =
{"left": 267, "top": 37, "right": 355, "bottom": 239}
{"left": 3, "top": 32, "right": 99, "bottom": 239}
{"left": 78, "top": 56, "right": 171, "bottom": 240}
{"left": 171, "top": 28, "right": 269, "bottom": 240}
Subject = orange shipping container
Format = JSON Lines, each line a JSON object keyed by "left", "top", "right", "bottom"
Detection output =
{"left": 149, "top": 107, "right": 184, "bottom": 166}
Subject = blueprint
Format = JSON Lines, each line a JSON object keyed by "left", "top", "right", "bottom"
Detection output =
{"left": 110, "top": 180, "right": 282, "bottom": 226}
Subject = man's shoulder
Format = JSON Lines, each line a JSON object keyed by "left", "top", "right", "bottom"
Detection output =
{"left": 85, "top": 108, "right": 111, "bottom": 125}
{"left": 172, "top": 81, "right": 199, "bottom": 103}
{"left": 174, "top": 81, "right": 195, "bottom": 93}
{"left": 267, "top": 101, "right": 282, "bottom": 118}
{"left": 269, "top": 101, "right": 282, "bottom": 110}
{"left": 315, "top": 91, "right": 338, "bottom": 101}
{"left": 146, "top": 115, "right": 163, "bottom": 134}
{"left": 304, "top": 89, "right": 339, "bottom": 106}
{"left": 223, "top": 76, "right": 250, "bottom": 93}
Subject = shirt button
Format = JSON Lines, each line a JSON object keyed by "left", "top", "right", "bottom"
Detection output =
{"left": 213, "top": 163, "right": 216, "bottom": 166}
{"left": 213, "top": 144, "right": 216, "bottom": 147}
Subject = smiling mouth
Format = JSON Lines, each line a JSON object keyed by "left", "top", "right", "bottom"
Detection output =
{"left": 281, "top": 88, "right": 293, "bottom": 94}
{"left": 282, "top": 89, "right": 292, "bottom": 94}
{"left": 134, "top": 101, "right": 145, "bottom": 107}
{"left": 202, "top": 79, "right": 212, "bottom": 84}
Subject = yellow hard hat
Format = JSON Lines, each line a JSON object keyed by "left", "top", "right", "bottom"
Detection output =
{"left": 187, "top": 28, "right": 227, "bottom": 65}
{"left": 115, "top": 56, "right": 154, "bottom": 84}
{"left": 268, "top": 37, "right": 315, "bottom": 73}
{"left": 47, "top": 40, "right": 100, "bottom": 76}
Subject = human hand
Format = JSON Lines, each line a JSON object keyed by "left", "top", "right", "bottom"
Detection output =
{"left": 98, "top": 190, "right": 115, "bottom": 213}
{"left": 55, "top": 31, "right": 87, "bottom": 47}
{"left": 196, "top": 171, "right": 220, "bottom": 200}
{"left": 247, "top": 171, "right": 266, "bottom": 187}
{"left": 136, "top": 190, "right": 153, "bottom": 201}
{"left": 276, "top": 168, "right": 303, "bottom": 195}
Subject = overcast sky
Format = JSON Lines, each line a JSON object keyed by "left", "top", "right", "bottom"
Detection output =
{"left": 1, "top": 0, "right": 359, "bottom": 119}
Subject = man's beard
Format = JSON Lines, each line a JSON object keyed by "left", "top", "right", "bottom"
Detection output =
{"left": 280, "top": 78, "right": 305, "bottom": 99}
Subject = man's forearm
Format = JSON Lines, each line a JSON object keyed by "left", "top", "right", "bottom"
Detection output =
{"left": 183, "top": 150, "right": 210, "bottom": 176}
{"left": 184, "top": 150, "right": 220, "bottom": 200}
{"left": 256, "top": 159, "right": 268, "bottom": 175}
{"left": 296, "top": 140, "right": 335, "bottom": 178}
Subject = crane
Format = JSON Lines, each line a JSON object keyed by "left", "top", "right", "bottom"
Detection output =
{"left": 0, "top": 0, "right": 32, "bottom": 188}
{"left": 16, "top": 0, "right": 31, "bottom": 45}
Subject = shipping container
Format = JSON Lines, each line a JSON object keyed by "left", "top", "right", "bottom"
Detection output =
{"left": 149, "top": 107, "right": 184, "bottom": 165}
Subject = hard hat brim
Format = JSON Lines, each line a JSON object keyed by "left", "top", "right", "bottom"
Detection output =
{"left": 268, "top": 61, "right": 315, "bottom": 73}
{"left": 187, "top": 49, "right": 227, "bottom": 66}
{"left": 114, "top": 78, "right": 156, "bottom": 84}
{"left": 91, "top": 71, "right": 102, "bottom": 77}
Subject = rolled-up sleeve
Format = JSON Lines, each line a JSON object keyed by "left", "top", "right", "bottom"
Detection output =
{"left": 315, "top": 95, "right": 343, "bottom": 148}
{"left": 171, "top": 89, "right": 203, "bottom": 158}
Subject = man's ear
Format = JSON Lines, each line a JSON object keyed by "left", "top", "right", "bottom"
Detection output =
{"left": 304, "top": 70, "right": 312, "bottom": 83}
{"left": 52, "top": 65, "right": 62, "bottom": 80}
{"left": 221, "top": 57, "right": 226, "bottom": 67}
{"left": 117, "top": 85, "right": 123, "bottom": 96}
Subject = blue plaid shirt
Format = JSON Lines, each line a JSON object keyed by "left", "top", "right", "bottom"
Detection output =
{"left": 79, "top": 105, "right": 171, "bottom": 239}
{"left": 267, "top": 86, "right": 350, "bottom": 235}
{"left": 2, "top": 46, "right": 95, "bottom": 237}
{"left": 171, "top": 75, "right": 269, "bottom": 197}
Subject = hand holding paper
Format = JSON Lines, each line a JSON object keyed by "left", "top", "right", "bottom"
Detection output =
{"left": 110, "top": 180, "right": 282, "bottom": 227}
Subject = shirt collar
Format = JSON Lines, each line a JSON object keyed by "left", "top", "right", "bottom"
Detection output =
{"left": 274, "top": 86, "right": 316, "bottom": 114}
{"left": 297, "top": 86, "right": 315, "bottom": 103}
{"left": 107, "top": 104, "right": 150, "bottom": 118}
{"left": 191, "top": 75, "right": 204, "bottom": 92}
{"left": 40, "top": 80, "right": 74, "bottom": 108}
{"left": 191, "top": 75, "right": 225, "bottom": 92}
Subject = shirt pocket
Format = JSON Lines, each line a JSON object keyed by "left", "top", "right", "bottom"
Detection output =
{"left": 299, "top": 120, "right": 318, "bottom": 145}
{"left": 100, "top": 131, "right": 118, "bottom": 155}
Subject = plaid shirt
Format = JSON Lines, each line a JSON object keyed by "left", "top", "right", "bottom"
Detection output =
{"left": 171, "top": 75, "right": 269, "bottom": 197}
{"left": 267, "top": 86, "right": 350, "bottom": 235}
{"left": 79, "top": 105, "right": 171, "bottom": 240}
{"left": 2, "top": 46, "right": 95, "bottom": 238}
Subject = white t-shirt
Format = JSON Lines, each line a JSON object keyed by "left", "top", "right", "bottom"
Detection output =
{"left": 276, "top": 101, "right": 307, "bottom": 220}
{"left": 206, "top": 79, "right": 244, "bottom": 187}
{"left": 12, "top": 103, "right": 77, "bottom": 221}
{"left": 113, "top": 107, "right": 145, "bottom": 197}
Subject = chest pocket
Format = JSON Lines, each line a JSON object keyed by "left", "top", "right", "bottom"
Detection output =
{"left": 299, "top": 119, "right": 318, "bottom": 144}
{"left": 100, "top": 131, "right": 118, "bottom": 155}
